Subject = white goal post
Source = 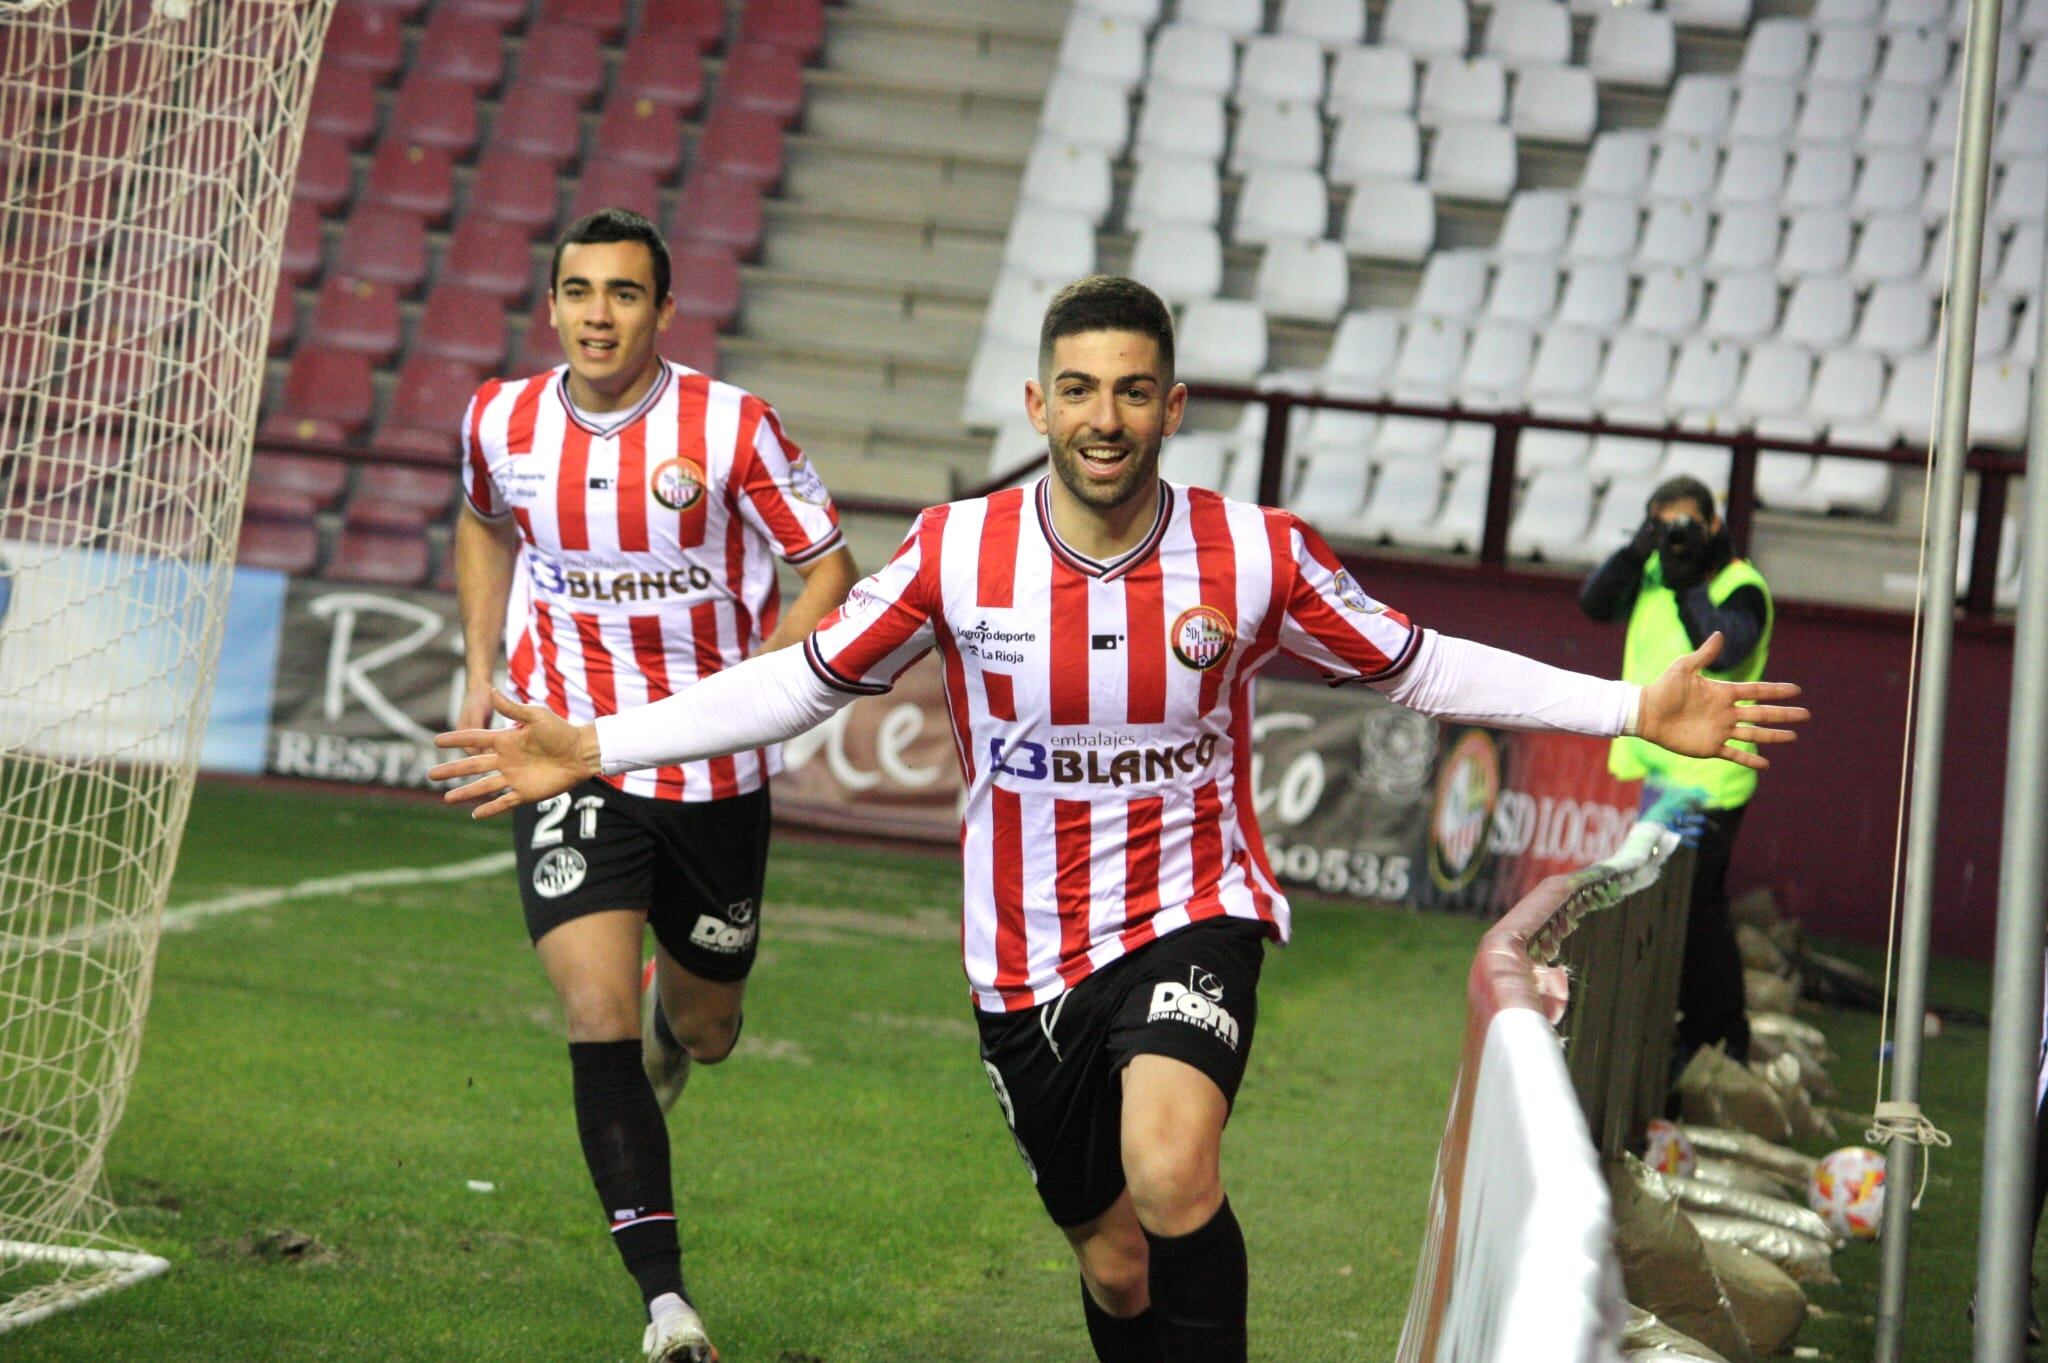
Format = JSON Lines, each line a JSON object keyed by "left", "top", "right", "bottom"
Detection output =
{"left": 0, "top": 0, "right": 337, "bottom": 1331}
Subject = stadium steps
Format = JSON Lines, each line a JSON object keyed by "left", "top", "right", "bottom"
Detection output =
{"left": 759, "top": 204, "right": 1004, "bottom": 293}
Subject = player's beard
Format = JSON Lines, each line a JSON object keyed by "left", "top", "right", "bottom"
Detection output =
{"left": 1046, "top": 428, "right": 1163, "bottom": 513}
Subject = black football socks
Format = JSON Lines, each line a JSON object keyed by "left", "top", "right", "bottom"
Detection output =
{"left": 1145, "top": 1197, "right": 1249, "bottom": 1363}
{"left": 1080, "top": 1275, "right": 1164, "bottom": 1363}
{"left": 569, "top": 1039, "right": 685, "bottom": 1308}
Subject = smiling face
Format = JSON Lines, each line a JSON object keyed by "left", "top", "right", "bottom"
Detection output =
{"left": 549, "top": 239, "right": 674, "bottom": 410}
{"left": 1027, "top": 328, "right": 1186, "bottom": 521}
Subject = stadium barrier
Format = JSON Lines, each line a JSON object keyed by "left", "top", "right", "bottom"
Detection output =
{"left": 1397, "top": 813, "right": 1689, "bottom": 1363}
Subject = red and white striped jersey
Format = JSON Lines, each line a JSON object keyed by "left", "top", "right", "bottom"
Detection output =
{"left": 462, "top": 360, "right": 842, "bottom": 802}
{"left": 804, "top": 477, "right": 1419, "bottom": 1013}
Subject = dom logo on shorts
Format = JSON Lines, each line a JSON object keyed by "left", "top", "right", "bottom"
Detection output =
{"left": 1148, "top": 968, "right": 1240, "bottom": 1050}
{"left": 1169, "top": 605, "right": 1234, "bottom": 672}
{"left": 690, "top": 913, "right": 758, "bottom": 954}
{"left": 649, "top": 457, "right": 706, "bottom": 511}
{"left": 531, "top": 847, "right": 588, "bottom": 899}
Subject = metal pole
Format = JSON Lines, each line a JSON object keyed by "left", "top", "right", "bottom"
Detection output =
{"left": 1874, "top": 0, "right": 2006, "bottom": 1357}
{"left": 1971, "top": 235, "right": 2048, "bottom": 1363}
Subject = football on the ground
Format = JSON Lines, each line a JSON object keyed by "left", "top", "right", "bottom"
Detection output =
{"left": 1644, "top": 1118, "right": 1696, "bottom": 1179}
{"left": 1809, "top": 1145, "right": 1886, "bottom": 1240}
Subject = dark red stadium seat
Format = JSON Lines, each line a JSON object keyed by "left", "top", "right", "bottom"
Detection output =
{"left": 414, "top": 283, "right": 509, "bottom": 370}
{"left": 415, "top": 10, "right": 504, "bottom": 94}
{"left": 306, "top": 64, "right": 378, "bottom": 148}
{"left": 281, "top": 198, "right": 325, "bottom": 288}
{"left": 293, "top": 129, "right": 355, "bottom": 213}
{"left": 468, "top": 150, "right": 560, "bottom": 237}
{"left": 615, "top": 33, "right": 704, "bottom": 113}
{"left": 269, "top": 279, "right": 297, "bottom": 356}
{"left": 266, "top": 349, "right": 375, "bottom": 441}
{"left": 694, "top": 105, "right": 783, "bottom": 190}
{"left": 668, "top": 169, "right": 763, "bottom": 258}
{"left": 669, "top": 243, "right": 740, "bottom": 328}
{"left": 244, "top": 482, "right": 324, "bottom": 523}
{"left": 666, "top": 315, "right": 720, "bottom": 375}
{"left": 345, "top": 488, "right": 439, "bottom": 534}
{"left": 235, "top": 517, "right": 321, "bottom": 575}
{"left": 538, "top": 0, "right": 626, "bottom": 41}
{"left": 322, "top": 3, "right": 406, "bottom": 83}
{"left": 361, "top": 138, "right": 456, "bottom": 224}
{"left": 737, "top": 0, "right": 824, "bottom": 63}
{"left": 517, "top": 301, "right": 566, "bottom": 373}
{"left": 442, "top": 0, "right": 525, "bottom": 26}
{"left": 718, "top": 43, "right": 804, "bottom": 125}
{"left": 335, "top": 207, "right": 429, "bottom": 294}
{"left": 432, "top": 546, "right": 458, "bottom": 592}
{"left": 354, "top": 463, "right": 460, "bottom": 520}
{"left": 516, "top": 20, "right": 606, "bottom": 105}
{"left": 441, "top": 215, "right": 538, "bottom": 304}
{"left": 249, "top": 450, "right": 352, "bottom": 507}
{"left": 592, "top": 95, "right": 686, "bottom": 180}
{"left": 309, "top": 275, "right": 402, "bottom": 362}
{"left": 639, "top": 0, "right": 724, "bottom": 51}
{"left": 325, "top": 527, "right": 431, "bottom": 586}
{"left": 389, "top": 74, "right": 479, "bottom": 157}
{"left": 490, "top": 83, "right": 585, "bottom": 168}
{"left": 565, "top": 161, "right": 663, "bottom": 225}
{"left": 341, "top": 0, "right": 424, "bottom": 16}
{"left": 377, "top": 354, "right": 485, "bottom": 454}
{"left": 375, "top": 425, "right": 466, "bottom": 460}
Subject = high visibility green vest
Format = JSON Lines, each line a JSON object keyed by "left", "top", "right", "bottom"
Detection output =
{"left": 1608, "top": 553, "right": 1774, "bottom": 810}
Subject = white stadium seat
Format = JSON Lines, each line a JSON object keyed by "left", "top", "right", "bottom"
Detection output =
{"left": 1811, "top": 27, "right": 1879, "bottom": 84}
{"left": 1508, "top": 469, "right": 1597, "bottom": 563}
{"left": 1256, "top": 237, "right": 1351, "bottom": 322}
{"left": 1328, "top": 112, "right": 1420, "bottom": 185}
{"left": 1232, "top": 166, "right": 1328, "bottom": 244}
{"left": 1526, "top": 325, "right": 1604, "bottom": 404}
{"left": 1703, "top": 269, "right": 1781, "bottom": 342}
{"left": 1176, "top": 299, "right": 1269, "bottom": 382}
{"left": 1300, "top": 403, "right": 1380, "bottom": 459}
{"left": 1458, "top": 319, "right": 1536, "bottom": 406}
{"left": 2021, "top": 0, "right": 2048, "bottom": 42}
{"left": 1587, "top": 477, "right": 1663, "bottom": 567}
{"left": 1136, "top": 86, "right": 1228, "bottom": 162}
{"left": 1705, "top": 206, "right": 1781, "bottom": 276}
{"left": 1394, "top": 316, "right": 1471, "bottom": 390}
{"left": 1147, "top": 24, "right": 1238, "bottom": 96}
{"left": 1779, "top": 273, "right": 1857, "bottom": 348}
{"left": 1735, "top": 340, "right": 1815, "bottom": 421}
{"left": 1354, "top": 456, "right": 1445, "bottom": 542}
{"left": 1977, "top": 300, "right": 2021, "bottom": 359}
{"left": 1877, "top": 28, "right": 1950, "bottom": 88}
{"left": 1518, "top": 427, "right": 1591, "bottom": 471}
{"left": 1087, "top": 0, "right": 1161, "bottom": 20}
{"left": 1413, "top": 463, "right": 1490, "bottom": 552}
{"left": 1809, "top": 347, "right": 1887, "bottom": 426}
{"left": 1657, "top": 439, "right": 1731, "bottom": 494}
{"left": 1286, "top": 446, "right": 1372, "bottom": 523}
{"left": 1860, "top": 85, "right": 1933, "bottom": 149}
{"left": 1278, "top": 0, "right": 1366, "bottom": 47}
{"left": 1382, "top": 0, "right": 1469, "bottom": 61}
{"left": 1995, "top": 222, "right": 2045, "bottom": 299}
{"left": 1163, "top": 432, "right": 1234, "bottom": 489}
{"left": 1972, "top": 357, "right": 2035, "bottom": 448}
{"left": 1588, "top": 7, "right": 1675, "bottom": 87}
{"left": 1729, "top": 80, "right": 1799, "bottom": 142}
{"left": 1237, "top": 35, "right": 1327, "bottom": 105}
{"left": 1510, "top": 64, "right": 1598, "bottom": 143}
{"left": 1230, "top": 98, "right": 1324, "bottom": 173}
{"left": 1714, "top": 141, "right": 1788, "bottom": 208}
{"left": 1565, "top": 196, "right": 1641, "bottom": 264}
{"left": 1125, "top": 155, "right": 1221, "bottom": 229}
{"left": 1002, "top": 204, "right": 1097, "bottom": 281}
{"left": 1812, "top": 0, "right": 1880, "bottom": 25}
{"left": 1428, "top": 120, "right": 1517, "bottom": 202}
{"left": 1219, "top": 445, "right": 1263, "bottom": 502}
{"left": 1853, "top": 149, "right": 1927, "bottom": 219}
{"left": 1589, "top": 438, "right": 1666, "bottom": 483}
{"left": 1807, "top": 455, "right": 1893, "bottom": 513}
{"left": 1319, "top": 309, "right": 1404, "bottom": 392}
{"left": 1665, "top": 75, "right": 1735, "bottom": 139}
{"left": 985, "top": 421, "right": 1046, "bottom": 483}
{"left": 1595, "top": 331, "right": 1674, "bottom": 410}
{"left": 1636, "top": 200, "right": 1711, "bottom": 270}
{"left": 1040, "top": 76, "right": 1133, "bottom": 155}
{"left": 1854, "top": 282, "right": 1932, "bottom": 356}
{"left": 1783, "top": 145, "right": 1857, "bottom": 212}
{"left": 1668, "top": 0, "right": 1752, "bottom": 30}
{"left": 1755, "top": 451, "right": 1819, "bottom": 508}
{"left": 984, "top": 271, "right": 1063, "bottom": 344}
{"left": 963, "top": 337, "right": 1039, "bottom": 426}
{"left": 1993, "top": 157, "right": 2048, "bottom": 230}
{"left": 1794, "top": 84, "right": 1865, "bottom": 145}
{"left": 1928, "top": 88, "right": 1962, "bottom": 155}
{"left": 1020, "top": 139, "right": 1114, "bottom": 224}
{"left": 1630, "top": 267, "right": 1707, "bottom": 338}
{"left": 1057, "top": 10, "right": 1150, "bottom": 90}
{"left": 1485, "top": 1, "right": 1571, "bottom": 70}
{"left": 1177, "top": 0, "right": 1264, "bottom": 38}
{"left": 1374, "top": 415, "right": 1450, "bottom": 462}
{"left": 1647, "top": 137, "right": 1720, "bottom": 203}
{"left": 1851, "top": 212, "right": 1929, "bottom": 285}
{"left": 1557, "top": 261, "right": 1632, "bottom": 329}
{"left": 1413, "top": 248, "right": 1492, "bottom": 319}
{"left": 1996, "top": 92, "right": 2048, "bottom": 163}
{"left": 1667, "top": 336, "right": 1744, "bottom": 415}
{"left": 1419, "top": 56, "right": 1508, "bottom": 129}
{"left": 1327, "top": 45, "right": 1416, "bottom": 117}
{"left": 1486, "top": 258, "right": 1560, "bottom": 325}
{"left": 1580, "top": 131, "right": 1654, "bottom": 198}
{"left": 1779, "top": 208, "right": 1853, "bottom": 279}
{"left": 1880, "top": 0, "right": 1944, "bottom": 28}
{"left": 1497, "top": 190, "right": 1573, "bottom": 258}
{"left": 1877, "top": 349, "right": 1938, "bottom": 438}
{"left": 1129, "top": 223, "right": 1224, "bottom": 305}
{"left": 1341, "top": 176, "right": 1435, "bottom": 260}
{"left": 1741, "top": 20, "right": 1812, "bottom": 83}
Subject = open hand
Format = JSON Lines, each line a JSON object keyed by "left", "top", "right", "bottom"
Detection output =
{"left": 429, "top": 690, "right": 600, "bottom": 818}
{"left": 1638, "top": 633, "right": 1809, "bottom": 771}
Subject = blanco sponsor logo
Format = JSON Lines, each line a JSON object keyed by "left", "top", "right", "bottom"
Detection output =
{"left": 1148, "top": 970, "right": 1240, "bottom": 1050}
{"left": 531, "top": 846, "right": 588, "bottom": 899}
{"left": 690, "top": 913, "right": 758, "bottom": 953}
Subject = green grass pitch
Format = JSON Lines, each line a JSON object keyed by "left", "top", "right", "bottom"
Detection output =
{"left": 15, "top": 781, "right": 1992, "bottom": 1361}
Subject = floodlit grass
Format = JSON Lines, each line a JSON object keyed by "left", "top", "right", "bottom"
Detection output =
{"left": 14, "top": 780, "right": 1996, "bottom": 1361}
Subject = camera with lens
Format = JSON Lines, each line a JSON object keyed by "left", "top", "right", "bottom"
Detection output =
{"left": 1660, "top": 515, "right": 1707, "bottom": 563}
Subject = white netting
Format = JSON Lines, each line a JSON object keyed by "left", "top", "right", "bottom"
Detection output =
{"left": 0, "top": 0, "right": 335, "bottom": 1330}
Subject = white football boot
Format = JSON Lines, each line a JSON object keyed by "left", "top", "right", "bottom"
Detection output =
{"left": 639, "top": 959, "right": 691, "bottom": 1113}
{"left": 643, "top": 1295, "right": 716, "bottom": 1363}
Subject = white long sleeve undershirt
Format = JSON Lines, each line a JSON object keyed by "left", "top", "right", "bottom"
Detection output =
{"left": 593, "top": 629, "right": 1641, "bottom": 776}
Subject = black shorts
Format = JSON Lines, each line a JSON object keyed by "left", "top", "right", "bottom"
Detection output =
{"left": 974, "top": 917, "right": 1268, "bottom": 1228}
{"left": 510, "top": 779, "right": 771, "bottom": 983}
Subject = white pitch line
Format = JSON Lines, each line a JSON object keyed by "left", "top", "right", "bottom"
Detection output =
{"left": 159, "top": 852, "right": 517, "bottom": 933}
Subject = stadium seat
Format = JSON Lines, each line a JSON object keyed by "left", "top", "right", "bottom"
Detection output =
{"left": 738, "top": 0, "right": 825, "bottom": 64}
{"left": 1993, "top": 158, "right": 2048, "bottom": 229}
{"left": 249, "top": 450, "right": 351, "bottom": 507}
{"left": 389, "top": 73, "right": 479, "bottom": 157}
{"left": 1340, "top": 176, "right": 1435, "bottom": 260}
{"left": 669, "top": 243, "right": 741, "bottom": 327}
{"left": 411, "top": 284, "right": 508, "bottom": 370}
{"left": 1589, "top": 8, "right": 1675, "bottom": 86}
{"left": 1779, "top": 208, "right": 1853, "bottom": 279}
{"left": 1277, "top": 0, "right": 1365, "bottom": 47}
{"left": 1558, "top": 261, "right": 1632, "bottom": 330}
{"left": 1665, "top": 75, "right": 1734, "bottom": 140}
{"left": 567, "top": 161, "right": 663, "bottom": 223}
{"left": 718, "top": 42, "right": 802, "bottom": 124}
{"left": 269, "top": 278, "right": 297, "bottom": 356}
{"left": 321, "top": 4, "right": 405, "bottom": 82}
{"left": 1705, "top": 206, "right": 1780, "bottom": 277}
{"left": 1779, "top": 273, "right": 1856, "bottom": 348}
{"left": 1670, "top": 0, "right": 1752, "bottom": 30}
{"left": 1383, "top": 0, "right": 1467, "bottom": 59}
{"left": 1497, "top": 190, "right": 1571, "bottom": 258}
{"left": 1327, "top": 46, "right": 1414, "bottom": 118}
{"left": 1566, "top": 197, "right": 1641, "bottom": 264}
{"left": 1419, "top": 56, "right": 1506, "bottom": 129}
{"left": 1526, "top": 325, "right": 1603, "bottom": 405}
{"left": 1162, "top": 432, "right": 1232, "bottom": 490}
{"left": 377, "top": 355, "right": 485, "bottom": 453}
{"left": 1637, "top": 201, "right": 1710, "bottom": 270}
{"left": 1851, "top": 213, "right": 1929, "bottom": 285}
{"left": 1057, "top": 8, "right": 1148, "bottom": 90}
{"left": 1877, "top": 28, "right": 1950, "bottom": 87}
{"left": 1089, "top": 0, "right": 1165, "bottom": 24}
{"left": 1237, "top": 35, "right": 1326, "bottom": 105}
{"left": 1735, "top": 340, "right": 1816, "bottom": 423}
{"left": 1510, "top": 65, "right": 1597, "bottom": 144}
{"left": 1354, "top": 455, "right": 1444, "bottom": 543}
{"left": 1588, "top": 434, "right": 1666, "bottom": 481}
{"left": 984, "top": 272, "right": 1062, "bottom": 345}
{"left": 669, "top": 169, "right": 765, "bottom": 258}
{"left": 1020, "top": 138, "right": 1112, "bottom": 224}
{"left": 1646, "top": 137, "right": 1719, "bottom": 205}
{"left": 1413, "top": 250, "right": 1490, "bottom": 320}
{"left": 1459, "top": 320, "right": 1534, "bottom": 406}
{"left": 1002, "top": 204, "right": 1097, "bottom": 281}
{"left": 1508, "top": 469, "right": 1596, "bottom": 562}
{"left": 1230, "top": 99, "right": 1322, "bottom": 174}
{"left": 1996, "top": 221, "right": 2045, "bottom": 299}
{"left": 1147, "top": 25, "right": 1236, "bottom": 97}
{"left": 280, "top": 198, "right": 325, "bottom": 287}
{"left": 1393, "top": 316, "right": 1468, "bottom": 390}
{"left": 612, "top": 33, "right": 706, "bottom": 114}
{"left": 1861, "top": 84, "right": 1934, "bottom": 150}
{"left": 962, "top": 337, "right": 1038, "bottom": 426}
{"left": 1855, "top": 280, "right": 1934, "bottom": 356}
{"left": 1805, "top": 346, "right": 1886, "bottom": 428}
{"left": 593, "top": 95, "right": 688, "bottom": 180}
{"left": 1428, "top": 121, "right": 1516, "bottom": 202}
{"left": 1729, "top": 80, "right": 1798, "bottom": 141}
{"left": 1255, "top": 237, "right": 1349, "bottom": 322}
{"left": 325, "top": 528, "right": 431, "bottom": 587}
{"left": 1285, "top": 446, "right": 1371, "bottom": 523}
{"left": 517, "top": 302, "right": 567, "bottom": 372}
{"left": 414, "top": 10, "right": 503, "bottom": 93}
{"left": 1328, "top": 112, "right": 1419, "bottom": 185}
{"left": 265, "top": 349, "right": 375, "bottom": 441}
{"left": 309, "top": 275, "right": 401, "bottom": 362}
{"left": 293, "top": 129, "right": 353, "bottom": 213}
{"left": 1811, "top": 26, "right": 1879, "bottom": 84}
{"left": 540, "top": 0, "right": 626, "bottom": 41}
{"left": 1176, "top": 0, "right": 1263, "bottom": 38}
{"left": 1129, "top": 223, "right": 1224, "bottom": 305}
{"left": 1233, "top": 166, "right": 1327, "bottom": 244}
{"left": 468, "top": 151, "right": 559, "bottom": 237}
{"left": 307, "top": 64, "right": 378, "bottom": 147}
{"left": 334, "top": 206, "right": 427, "bottom": 294}
{"left": 1997, "top": 91, "right": 2048, "bottom": 162}
{"left": 1176, "top": 299, "right": 1269, "bottom": 382}
{"left": 1631, "top": 267, "right": 1706, "bottom": 338}
{"left": 1794, "top": 83, "right": 1864, "bottom": 144}
{"left": 1580, "top": 131, "right": 1653, "bottom": 198}
{"left": 639, "top": 0, "right": 725, "bottom": 51}
{"left": 1414, "top": 461, "right": 1489, "bottom": 551}
{"left": 350, "top": 463, "right": 459, "bottom": 523}
{"left": 1374, "top": 411, "right": 1452, "bottom": 462}
{"left": 1667, "top": 336, "right": 1743, "bottom": 416}
{"left": 1485, "top": 1, "right": 1570, "bottom": 69}
{"left": 1319, "top": 309, "right": 1403, "bottom": 392}
{"left": 1126, "top": 155, "right": 1221, "bottom": 230}
{"left": 1783, "top": 145, "right": 1857, "bottom": 213}
{"left": 1136, "top": 86, "right": 1227, "bottom": 162}
{"left": 443, "top": 0, "right": 525, "bottom": 24}
{"left": 1595, "top": 331, "right": 1673, "bottom": 411}
{"left": 361, "top": 139, "right": 455, "bottom": 224}
{"left": 516, "top": 21, "right": 602, "bottom": 105}
{"left": 1715, "top": 141, "right": 1788, "bottom": 207}
{"left": 442, "top": 215, "right": 537, "bottom": 303}
{"left": 1854, "top": 148, "right": 1927, "bottom": 218}
{"left": 1881, "top": 0, "right": 1943, "bottom": 26}
{"left": 1742, "top": 19, "right": 1812, "bottom": 82}
{"left": 235, "top": 517, "right": 321, "bottom": 575}
{"left": 490, "top": 85, "right": 584, "bottom": 169}
{"left": 665, "top": 316, "right": 721, "bottom": 376}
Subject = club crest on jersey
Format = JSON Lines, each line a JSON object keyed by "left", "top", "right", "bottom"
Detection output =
{"left": 1169, "top": 605, "right": 1234, "bottom": 672}
{"left": 531, "top": 847, "right": 588, "bottom": 899}
{"left": 649, "top": 457, "right": 706, "bottom": 511}
{"left": 1333, "top": 569, "right": 1382, "bottom": 614}
{"left": 787, "top": 458, "right": 831, "bottom": 507}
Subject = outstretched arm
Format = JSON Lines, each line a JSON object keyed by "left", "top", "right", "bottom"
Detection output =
{"left": 1634, "top": 631, "right": 1807, "bottom": 769}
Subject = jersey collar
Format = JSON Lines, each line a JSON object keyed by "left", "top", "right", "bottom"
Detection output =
{"left": 1033, "top": 476, "right": 1174, "bottom": 582}
{"left": 554, "top": 360, "right": 671, "bottom": 438}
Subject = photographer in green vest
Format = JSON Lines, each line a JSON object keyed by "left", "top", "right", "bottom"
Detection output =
{"left": 1579, "top": 474, "right": 1773, "bottom": 1067}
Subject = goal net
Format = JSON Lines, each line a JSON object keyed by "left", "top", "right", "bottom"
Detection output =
{"left": 0, "top": 0, "right": 336, "bottom": 1330}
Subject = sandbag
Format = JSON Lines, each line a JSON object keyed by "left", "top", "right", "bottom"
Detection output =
{"left": 1729, "top": 887, "right": 1780, "bottom": 933}
{"left": 1691, "top": 1156, "right": 1797, "bottom": 1203}
{"left": 1655, "top": 1172, "right": 1845, "bottom": 1247}
{"left": 1620, "top": 1302, "right": 1734, "bottom": 1363}
{"left": 1749, "top": 1012, "right": 1831, "bottom": 1059}
{"left": 1690, "top": 1212, "right": 1838, "bottom": 1286}
{"left": 1678, "top": 1125, "right": 1817, "bottom": 1192}
{"left": 1747, "top": 1030, "right": 1837, "bottom": 1104}
{"left": 1751, "top": 1053, "right": 1837, "bottom": 1144}
{"left": 1736, "top": 922, "right": 1791, "bottom": 976}
{"left": 1609, "top": 1158, "right": 1756, "bottom": 1363}
{"left": 1703, "top": 1238, "right": 1807, "bottom": 1355}
{"left": 1678, "top": 1046, "right": 1794, "bottom": 1145}
{"left": 1745, "top": 968, "right": 1800, "bottom": 1015}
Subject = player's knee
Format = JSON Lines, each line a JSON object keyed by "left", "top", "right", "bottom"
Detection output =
{"left": 1077, "top": 1238, "right": 1149, "bottom": 1315}
{"left": 669, "top": 1007, "right": 740, "bottom": 1064}
{"left": 559, "top": 982, "right": 637, "bottom": 1042}
{"left": 1123, "top": 1135, "right": 1222, "bottom": 1236}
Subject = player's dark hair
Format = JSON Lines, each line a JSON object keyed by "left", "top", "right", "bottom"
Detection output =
{"left": 1039, "top": 274, "right": 1175, "bottom": 380}
{"left": 1649, "top": 474, "right": 1717, "bottom": 523}
{"left": 551, "top": 207, "right": 671, "bottom": 302}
